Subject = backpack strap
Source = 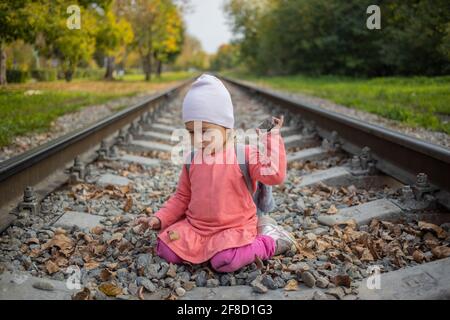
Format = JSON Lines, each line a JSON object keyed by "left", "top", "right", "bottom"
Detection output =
{"left": 185, "top": 149, "right": 196, "bottom": 174}
{"left": 235, "top": 143, "right": 253, "bottom": 195}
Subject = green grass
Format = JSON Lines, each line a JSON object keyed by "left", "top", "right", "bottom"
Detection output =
{"left": 223, "top": 72, "right": 450, "bottom": 134}
{"left": 0, "top": 71, "right": 196, "bottom": 147}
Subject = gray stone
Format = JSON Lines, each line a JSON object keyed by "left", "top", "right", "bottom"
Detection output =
{"left": 299, "top": 167, "right": 352, "bottom": 188}
{"left": 261, "top": 275, "right": 278, "bottom": 290}
{"left": 128, "top": 140, "right": 172, "bottom": 153}
{"left": 141, "top": 131, "right": 173, "bottom": 143}
{"left": 0, "top": 272, "right": 77, "bottom": 300}
{"left": 120, "top": 154, "right": 161, "bottom": 166}
{"left": 301, "top": 271, "right": 316, "bottom": 288}
{"left": 251, "top": 278, "right": 268, "bottom": 294}
{"left": 358, "top": 257, "right": 450, "bottom": 300}
{"left": 206, "top": 279, "right": 219, "bottom": 288}
{"left": 195, "top": 271, "right": 207, "bottom": 287}
{"left": 317, "top": 199, "right": 403, "bottom": 227}
{"left": 54, "top": 211, "right": 103, "bottom": 230}
{"left": 97, "top": 174, "right": 131, "bottom": 187}
{"left": 176, "top": 287, "right": 186, "bottom": 297}
{"left": 287, "top": 147, "right": 327, "bottom": 163}
{"left": 316, "top": 277, "right": 330, "bottom": 289}
{"left": 136, "top": 277, "right": 157, "bottom": 292}
{"left": 312, "top": 290, "right": 329, "bottom": 300}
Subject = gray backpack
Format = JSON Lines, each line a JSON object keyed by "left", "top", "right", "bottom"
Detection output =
{"left": 185, "top": 143, "right": 275, "bottom": 216}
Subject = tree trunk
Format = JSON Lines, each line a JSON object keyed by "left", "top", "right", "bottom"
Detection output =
{"left": 0, "top": 41, "right": 7, "bottom": 85}
{"left": 104, "top": 56, "right": 115, "bottom": 80}
{"left": 156, "top": 59, "right": 162, "bottom": 78}
{"left": 143, "top": 53, "right": 152, "bottom": 81}
{"left": 64, "top": 69, "right": 73, "bottom": 82}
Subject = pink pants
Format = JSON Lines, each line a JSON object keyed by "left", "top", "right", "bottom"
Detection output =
{"left": 156, "top": 235, "right": 276, "bottom": 273}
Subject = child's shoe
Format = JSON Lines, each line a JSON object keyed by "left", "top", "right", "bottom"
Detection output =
{"left": 257, "top": 215, "right": 299, "bottom": 255}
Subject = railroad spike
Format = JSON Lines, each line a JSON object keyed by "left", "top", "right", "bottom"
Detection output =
{"left": 40, "top": 199, "right": 52, "bottom": 215}
{"left": 108, "top": 145, "right": 118, "bottom": 159}
{"left": 412, "top": 173, "right": 435, "bottom": 200}
{"left": 17, "top": 186, "right": 39, "bottom": 215}
{"left": 96, "top": 140, "right": 108, "bottom": 161}
{"left": 128, "top": 122, "right": 142, "bottom": 137}
{"left": 65, "top": 156, "right": 85, "bottom": 183}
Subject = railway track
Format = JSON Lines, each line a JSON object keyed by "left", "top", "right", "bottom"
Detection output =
{"left": 0, "top": 75, "right": 449, "bottom": 300}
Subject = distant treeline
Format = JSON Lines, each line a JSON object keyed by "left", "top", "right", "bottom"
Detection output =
{"left": 224, "top": 0, "right": 450, "bottom": 76}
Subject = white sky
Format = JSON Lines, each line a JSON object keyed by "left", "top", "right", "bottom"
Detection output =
{"left": 183, "top": 0, "right": 233, "bottom": 54}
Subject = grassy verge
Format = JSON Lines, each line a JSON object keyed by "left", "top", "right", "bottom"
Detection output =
{"left": 223, "top": 72, "right": 450, "bottom": 134}
{"left": 0, "top": 71, "right": 196, "bottom": 147}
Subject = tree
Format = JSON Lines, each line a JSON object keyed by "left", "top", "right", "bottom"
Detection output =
{"left": 96, "top": 3, "right": 134, "bottom": 80}
{"left": 174, "top": 34, "right": 210, "bottom": 71}
{"left": 210, "top": 43, "right": 240, "bottom": 71}
{"left": 0, "top": 1, "right": 43, "bottom": 84}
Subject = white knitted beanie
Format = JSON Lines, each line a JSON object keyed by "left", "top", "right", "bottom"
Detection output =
{"left": 182, "top": 73, "right": 234, "bottom": 128}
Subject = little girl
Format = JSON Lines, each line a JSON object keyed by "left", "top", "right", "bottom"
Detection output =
{"left": 136, "top": 74, "right": 296, "bottom": 273}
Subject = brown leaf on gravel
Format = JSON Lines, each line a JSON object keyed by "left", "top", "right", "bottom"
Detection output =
{"left": 26, "top": 238, "right": 40, "bottom": 245}
{"left": 98, "top": 283, "right": 122, "bottom": 297}
{"left": 418, "top": 221, "right": 447, "bottom": 239}
{"left": 84, "top": 261, "right": 100, "bottom": 270}
{"left": 91, "top": 226, "right": 104, "bottom": 235}
{"left": 360, "top": 249, "right": 374, "bottom": 262}
{"left": 254, "top": 255, "right": 264, "bottom": 270}
{"left": 100, "top": 269, "right": 115, "bottom": 282}
{"left": 412, "top": 250, "right": 425, "bottom": 263}
{"left": 123, "top": 195, "right": 133, "bottom": 212}
{"left": 284, "top": 279, "right": 299, "bottom": 291}
{"left": 331, "top": 274, "right": 352, "bottom": 288}
{"left": 107, "top": 233, "right": 123, "bottom": 244}
{"left": 41, "top": 233, "right": 74, "bottom": 256}
{"left": 73, "top": 287, "right": 91, "bottom": 300}
{"left": 327, "top": 205, "right": 338, "bottom": 215}
{"left": 45, "top": 260, "right": 60, "bottom": 274}
{"left": 138, "top": 286, "right": 145, "bottom": 300}
{"left": 431, "top": 246, "right": 450, "bottom": 258}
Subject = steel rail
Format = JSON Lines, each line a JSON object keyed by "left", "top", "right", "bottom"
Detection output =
{"left": 0, "top": 78, "right": 194, "bottom": 229}
{"left": 219, "top": 75, "right": 450, "bottom": 195}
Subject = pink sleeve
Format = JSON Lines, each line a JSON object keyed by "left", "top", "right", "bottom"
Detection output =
{"left": 155, "top": 165, "right": 191, "bottom": 230}
{"left": 246, "top": 129, "right": 287, "bottom": 187}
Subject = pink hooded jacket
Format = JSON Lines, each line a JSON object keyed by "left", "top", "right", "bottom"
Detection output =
{"left": 155, "top": 131, "right": 286, "bottom": 264}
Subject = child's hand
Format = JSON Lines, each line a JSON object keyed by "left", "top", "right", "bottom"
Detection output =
{"left": 272, "top": 115, "right": 284, "bottom": 131}
{"left": 256, "top": 115, "right": 284, "bottom": 135}
{"left": 135, "top": 216, "right": 161, "bottom": 230}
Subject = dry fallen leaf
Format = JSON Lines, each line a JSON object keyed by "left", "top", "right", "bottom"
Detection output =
{"left": 45, "top": 260, "right": 60, "bottom": 274}
{"left": 418, "top": 221, "right": 447, "bottom": 239}
{"left": 100, "top": 269, "right": 115, "bottom": 282}
{"left": 41, "top": 234, "right": 74, "bottom": 257}
{"left": 107, "top": 233, "right": 123, "bottom": 244}
{"left": 73, "top": 287, "right": 91, "bottom": 300}
{"left": 284, "top": 279, "right": 299, "bottom": 291}
{"left": 431, "top": 246, "right": 450, "bottom": 258}
{"left": 138, "top": 286, "right": 145, "bottom": 300}
{"left": 84, "top": 261, "right": 100, "bottom": 270}
{"left": 123, "top": 195, "right": 133, "bottom": 212}
{"left": 90, "top": 226, "right": 104, "bottom": 235}
{"left": 98, "top": 283, "right": 122, "bottom": 297}
{"left": 331, "top": 274, "right": 352, "bottom": 288}
{"left": 327, "top": 205, "right": 338, "bottom": 215}
{"left": 168, "top": 230, "right": 180, "bottom": 241}
{"left": 412, "top": 250, "right": 425, "bottom": 263}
